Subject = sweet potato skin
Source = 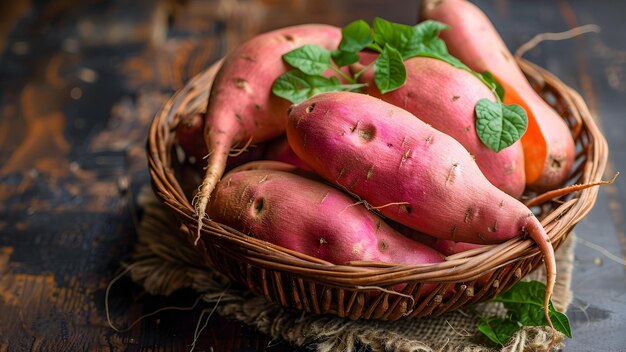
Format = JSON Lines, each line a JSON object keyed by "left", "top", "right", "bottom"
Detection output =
{"left": 205, "top": 24, "right": 341, "bottom": 147}
{"left": 176, "top": 113, "right": 207, "bottom": 163}
{"left": 287, "top": 92, "right": 537, "bottom": 244}
{"left": 208, "top": 169, "right": 445, "bottom": 266}
{"left": 195, "top": 24, "right": 342, "bottom": 237}
{"left": 421, "top": 0, "right": 574, "bottom": 191}
{"left": 205, "top": 24, "right": 342, "bottom": 146}
{"left": 263, "top": 135, "right": 311, "bottom": 170}
{"left": 431, "top": 239, "right": 482, "bottom": 256}
{"left": 176, "top": 112, "right": 266, "bottom": 171}
{"left": 356, "top": 54, "right": 526, "bottom": 198}
{"left": 287, "top": 91, "right": 556, "bottom": 329}
{"left": 175, "top": 60, "right": 223, "bottom": 164}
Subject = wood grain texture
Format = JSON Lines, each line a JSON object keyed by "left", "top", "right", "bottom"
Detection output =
{"left": 0, "top": 0, "right": 624, "bottom": 351}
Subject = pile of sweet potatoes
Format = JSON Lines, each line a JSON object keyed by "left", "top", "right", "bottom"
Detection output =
{"left": 173, "top": 0, "right": 581, "bottom": 332}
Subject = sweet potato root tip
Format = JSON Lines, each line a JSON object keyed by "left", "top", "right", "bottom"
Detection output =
{"left": 524, "top": 172, "right": 619, "bottom": 207}
{"left": 524, "top": 218, "right": 557, "bottom": 339}
{"left": 194, "top": 146, "right": 229, "bottom": 244}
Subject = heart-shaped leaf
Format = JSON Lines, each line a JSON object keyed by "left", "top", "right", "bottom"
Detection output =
{"left": 475, "top": 99, "right": 528, "bottom": 152}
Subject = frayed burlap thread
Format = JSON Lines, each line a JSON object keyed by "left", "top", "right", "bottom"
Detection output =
{"left": 127, "top": 187, "right": 575, "bottom": 352}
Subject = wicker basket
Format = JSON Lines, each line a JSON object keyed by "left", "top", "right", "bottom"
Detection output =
{"left": 147, "top": 58, "right": 607, "bottom": 321}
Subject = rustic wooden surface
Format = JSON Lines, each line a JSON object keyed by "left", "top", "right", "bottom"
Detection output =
{"left": 0, "top": 0, "right": 624, "bottom": 351}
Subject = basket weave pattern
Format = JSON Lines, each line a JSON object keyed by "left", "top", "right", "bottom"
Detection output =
{"left": 147, "top": 58, "right": 607, "bottom": 320}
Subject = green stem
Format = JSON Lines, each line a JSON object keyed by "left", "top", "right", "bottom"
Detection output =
{"left": 472, "top": 71, "right": 503, "bottom": 103}
{"left": 354, "top": 60, "right": 376, "bottom": 81}
{"left": 330, "top": 65, "right": 356, "bottom": 84}
{"left": 340, "top": 83, "right": 368, "bottom": 91}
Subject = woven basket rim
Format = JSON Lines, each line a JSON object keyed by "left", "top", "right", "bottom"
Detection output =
{"left": 146, "top": 57, "right": 608, "bottom": 288}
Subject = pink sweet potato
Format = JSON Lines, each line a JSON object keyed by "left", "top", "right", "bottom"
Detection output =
{"left": 176, "top": 112, "right": 207, "bottom": 163}
{"left": 175, "top": 60, "right": 223, "bottom": 164}
{"left": 208, "top": 169, "right": 445, "bottom": 267}
{"left": 421, "top": 0, "right": 575, "bottom": 192}
{"left": 263, "top": 135, "right": 311, "bottom": 170}
{"left": 227, "top": 160, "right": 300, "bottom": 174}
{"left": 392, "top": 224, "right": 483, "bottom": 257}
{"left": 431, "top": 239, "right": 482, "bottom": 257}
{"left": 194, "top": 24, "right": 342, "bottom": 238}
{"left": 355, "top": 54, "right": 526, "bottom": 198}
{"left": 393, "top": 225, "right": 500, "bottom": 289}
{"left": 175, "top": 112, "right": 266, "bottom": 172}
{"left": 286, "top": 92, "right": 556, "bottom": 327}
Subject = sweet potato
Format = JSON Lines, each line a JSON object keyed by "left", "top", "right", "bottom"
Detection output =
{"left": 208, "top": 169, "right": 445, "bottom": 267}
{"left": 176, "top": 113, "right": 207, "bottom": 163}
{"left": 431, "top": 239, "right": 482, "bottom": 257}
{"left": 263, "top": 135, "right": 311, "bottom": 170}
{"left": 355, "top": 54, "right": 526, "bottom": 198}
{"left": 393, "top": 224, "right": 502, "bottom": 291}
{"left": 175, "top": 60, "right": 223, "bottom": 164}
{"left": 227, "top": 160, "right": 300, "bottom": 174}
{"left": 393, "top": 224, "right": 484, "bottom": 257}
{"left": 389, "top": 223, "right": 481, "bottom": 257}
{"left": 175, "top": 113, "right": 266, "bottom": 172}
{"left": 421, "top": 0, "right": 575, "bottom": 192}
{"left": 194, "top": 24, "right": 342, "bottom": 238}
{"left": 286, "top": 92, "right": 556, "bottom": 327}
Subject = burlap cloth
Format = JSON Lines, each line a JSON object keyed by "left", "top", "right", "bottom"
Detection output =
{"left": 126, "top": 186, "right": 575, "bottom": 352}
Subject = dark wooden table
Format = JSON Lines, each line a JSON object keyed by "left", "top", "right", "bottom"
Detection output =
{"left": 1, "top": 1, "right": 625, "bottom": 351}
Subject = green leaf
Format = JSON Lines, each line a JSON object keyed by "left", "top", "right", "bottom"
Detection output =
{"left": 282, "top": 45, "right": 331, "bottom": 76}
{"left": 493, "top": 281, "right": 572, "bottom": 338}
{"left": 339, "top": 20, "right": 373, "bottom": 52}
{"left": 272, "top": 70, "right": 342, "bottom": 103}
{"left": 374, "top": 44, "right": 406, "bottom": 94}
{"left": 550, "top": 306, "right": 573, "bottom": 338}
{"left": 379, "top": 19, "right": 503, "bottom": 100}
{"left": 410, "top": 20, "right": 449, "bottom": 56}
{"left": 365, "top": 42, "right": 384, "bottom": 53}
{"left": 475, "top": 99, "right": 528, "bottom": 152}
{"left": 494, "top": 281, "right": 547, "bottom": 324}
{"left": 372, "top": 17, "right": 417, "bottom": 58}
{"left": 369, "top": 18, "right": 503, "bottom": 102}
{"left": 480, "top": 71, "right": 506, "bottom": 101}
{"left": 332, "top": 49, "right": 361, "bottom": 67}
{"left": 478, "top": 317, "right": 519, "bottom": 346}
{"left": 372, "top": 19, "right": 449, "bottom": 60}
{"left": 372, "top": 17, "right": 405, "bottom": 48}
{"left": 408, "top": 50, "right": 467, "bottom": 70}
